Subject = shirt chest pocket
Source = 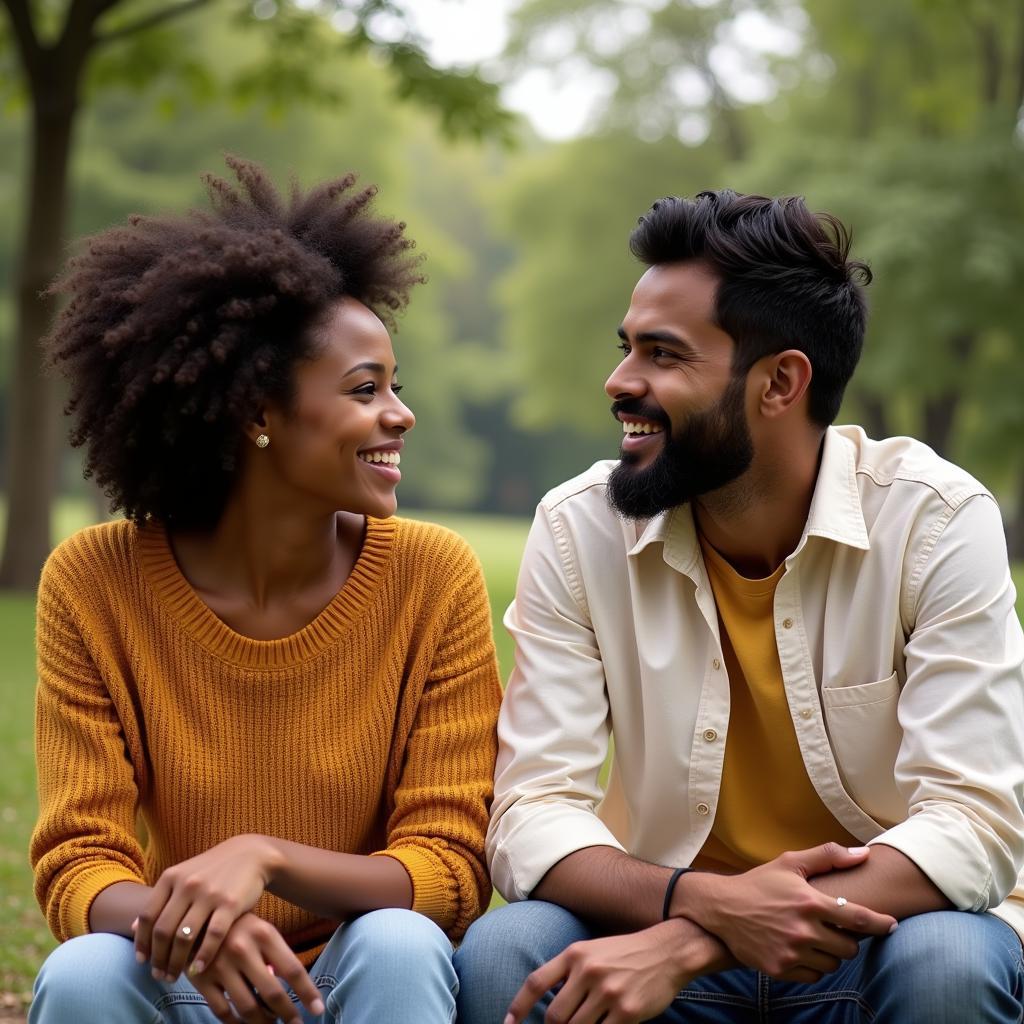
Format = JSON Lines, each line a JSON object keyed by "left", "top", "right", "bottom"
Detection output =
{"left": 821, "top": 671, "right": 906, "bottom": 827}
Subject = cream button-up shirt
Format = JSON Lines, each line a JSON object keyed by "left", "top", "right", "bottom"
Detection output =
{"left": 489, "top": 426, "right": 1024, "bottom": 939}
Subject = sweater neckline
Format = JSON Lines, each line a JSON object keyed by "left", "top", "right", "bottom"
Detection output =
{"left": 137, "top": 516, "right": 396, "bottom": 668}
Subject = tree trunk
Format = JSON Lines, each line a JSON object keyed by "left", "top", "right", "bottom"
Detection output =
{"left": 858, "top": 392, "right": 891, "bottom": 441}
{"left": 0, "top": 91, "right": 77, "bottom": 588}
{"left": 1004, "top": 466, "right": 1024, "bottom": 562}
{"left": 920, "top": 332, "right": 974, "bottom": 460}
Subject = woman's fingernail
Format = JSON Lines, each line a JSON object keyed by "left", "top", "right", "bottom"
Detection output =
{"left": 135, "top": 951, "right": 145, "bottom": 963}
{"left": 889, "top": 921, "right": 899, "bottom": 934}
{"left": 504, "top": 1015, "right": 515, "bottom": 1024}
{"left": 847, "top": 846, "right": 871, "bottom": 854}
{"left": 130, "top": 917, "right": 138, "bottom": 931}
{"left": 189, "top": 960, "right": 205, "bottom": 976}
{"left": 312, "top": 999, "right": 325, "bottom": 1015}
{"left": 151, "top": 968, "right": 164, "bottom": 981}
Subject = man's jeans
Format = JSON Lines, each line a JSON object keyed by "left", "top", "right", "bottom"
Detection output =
{"left": 30, "top": 908, "right": 457, "bottom": 1023}
{"left": 454, "top": 900, "right": 1024, "bottom": 1023}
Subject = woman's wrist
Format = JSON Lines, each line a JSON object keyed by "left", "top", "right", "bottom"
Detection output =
{"left": 231, "top": 833, "right": 286, "bottom": 888}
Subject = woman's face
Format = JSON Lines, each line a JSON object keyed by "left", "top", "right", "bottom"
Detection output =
{"left": 260, "top": 297, "right": 415, "bottom": 518}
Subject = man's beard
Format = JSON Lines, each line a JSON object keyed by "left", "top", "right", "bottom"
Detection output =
{"left": 607, "top": 374, "right": 754, "bottom": 520}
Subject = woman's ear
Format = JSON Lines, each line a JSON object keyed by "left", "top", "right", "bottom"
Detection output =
{"left": 760, "top": 350, "right": 813, "bottom": 419}
{"left": 243, "top": 410, "right": 269, "bottom": 447}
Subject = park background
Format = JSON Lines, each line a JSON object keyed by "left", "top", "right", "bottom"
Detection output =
{"left": 1, "top": 0, "right": 1023, "bottom": 1013}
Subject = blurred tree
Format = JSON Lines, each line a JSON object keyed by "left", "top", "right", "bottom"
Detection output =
{"left": 492, "top": 0, "right": 1024, "bottom": 545}
{"left": 0, "top": 0, "right": 511, "bottom": 588}
{"left": 736, "top": 0, "right": 1024, "bottom": 548}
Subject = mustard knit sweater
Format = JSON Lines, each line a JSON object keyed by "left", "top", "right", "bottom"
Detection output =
{"left": 31, "top": 516, "right": 502, "bottom": 962}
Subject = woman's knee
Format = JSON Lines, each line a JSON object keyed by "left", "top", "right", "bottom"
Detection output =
{"left": 30, "top": 934, "right": 144, "bottom": 1022}
{"left": 335, "top": 908, "right": 454, "bottom": 973}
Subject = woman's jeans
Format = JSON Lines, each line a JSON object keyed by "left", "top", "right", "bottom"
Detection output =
{"left": 30, "top": 908, "right": 457, "bottom": 1023}
{"left": 454, "top": 900, "right": 1024, "bottom": 1023}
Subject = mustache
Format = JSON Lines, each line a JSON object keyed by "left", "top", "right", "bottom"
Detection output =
{"left": 610, "top": 398, "right": 669, "bottom": 428}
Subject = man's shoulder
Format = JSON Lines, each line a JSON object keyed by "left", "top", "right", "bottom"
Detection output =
{"left": 539, "top": 460, "right": 617, "bottom": 513}
{"left": 838, "top": 425, "right": 992, "bottom": 511}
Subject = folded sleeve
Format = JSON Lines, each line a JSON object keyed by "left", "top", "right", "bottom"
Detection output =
{"left": 487, "top": 505, "right": 624, "bottom": 903}
{"left": 869, "top": 494, "right": 1024, "bottom": 910}
{"left": 31, "top": 554, "right": 146, "bottom": 941}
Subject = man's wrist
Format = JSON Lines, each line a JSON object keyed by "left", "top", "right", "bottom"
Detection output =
{"left": 656, "top": 914, "right": 731, "bottom": 982}
{"left": 668, "top": 869, "right": 721, "bottom": 930}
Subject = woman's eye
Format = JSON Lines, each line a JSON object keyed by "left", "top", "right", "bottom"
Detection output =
{"left": 617, "top": 342, "right": 631, "bottom": 356}
{"left": 391, "top": 384, "right": 403, "bottom": 395}
{"left": 352, "top": 383, "right": 376, "bottom": 396}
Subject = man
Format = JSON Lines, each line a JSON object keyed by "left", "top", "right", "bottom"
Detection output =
{"left": 455, "top": 190, "right": 1024, "bottom": 1023}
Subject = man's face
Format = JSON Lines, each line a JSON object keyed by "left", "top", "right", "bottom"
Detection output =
{"left": 605, "top": 262, "right": 754, "bottom": 520}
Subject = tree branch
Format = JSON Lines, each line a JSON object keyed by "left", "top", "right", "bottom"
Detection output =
{"left": 93, "top": 0, "right": 209, "bottom": 45}
{"left": 1, "top": 0, "right": 41, "bottom": 72}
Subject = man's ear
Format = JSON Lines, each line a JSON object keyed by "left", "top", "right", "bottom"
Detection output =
{"left": 759, "top": 350, "right": 813, "bottom": 419}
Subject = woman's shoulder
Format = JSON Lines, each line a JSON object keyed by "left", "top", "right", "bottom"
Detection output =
{"left": 387, "top": 516, "right": 484, "bottom": 582}
{"left": 42, "top": 519, "right": 141, "bottom": 594}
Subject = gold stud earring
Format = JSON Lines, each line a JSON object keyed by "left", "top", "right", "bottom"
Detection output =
{"left": 255, "top": 434, "right": 270, "bottom": 449}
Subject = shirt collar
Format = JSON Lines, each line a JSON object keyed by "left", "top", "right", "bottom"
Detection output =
{"left": 626, "top": 425, "right": 870, "bottom": 571}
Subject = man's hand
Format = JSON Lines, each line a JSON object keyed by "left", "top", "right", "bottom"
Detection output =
{"left": 680, "top": 844, "right": 897, "bottom": 982}
{"left": 185, "top": 912, "right": 324, "bottom": 1024}
{"left": 135, "top": 834, "right": 279, "bottom": 980}
{"left": 504, "top": 917, "right": 733, "bottom": 1024}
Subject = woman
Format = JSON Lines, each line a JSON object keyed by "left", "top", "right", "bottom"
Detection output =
{"left": 29, "top": 157, "right": 502, "bottom": 1024}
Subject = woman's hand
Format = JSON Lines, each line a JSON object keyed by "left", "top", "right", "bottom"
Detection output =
{"left": 135, "top": 834, "right": 280, "bottom": 980}
{"left": 187, "top": 912, "right": 325, "bottom": 1024}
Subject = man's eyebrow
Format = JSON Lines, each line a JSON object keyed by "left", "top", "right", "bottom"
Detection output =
{"left": 617, "top": 325, "right": 696, "bottom": 352}
{"left": 341, "top": 361, "right": 397, "bottom": 378}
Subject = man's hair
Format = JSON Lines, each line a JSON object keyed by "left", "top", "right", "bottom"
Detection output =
{"left": 46, "top": 155, "right": 424, "bottom": 529}
{"left": 629, "top": 189, "right": 871, "bottom": 426}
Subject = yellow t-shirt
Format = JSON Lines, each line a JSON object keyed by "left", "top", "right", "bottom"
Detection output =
{"left": 694, "top": 536, "right": 856, "bottom": 873}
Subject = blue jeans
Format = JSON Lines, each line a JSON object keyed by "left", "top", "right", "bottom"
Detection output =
{"left": 454, "top": 901, "right": 1024, "bottom": 1023}
{"left": 30, "top": 908, "right": 457, "bottom": 1023}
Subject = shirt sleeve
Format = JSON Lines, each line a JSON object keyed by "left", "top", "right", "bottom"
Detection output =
{"left": 31, "top": 555, "right": 146, "bottom": 941}
{"left": 486, "top": 505, "right": 625, "bottom": 903}
{"left": 869, "top": 493, "right": 1024, "bottom": 910}
{"left": 371, "top": 540, "right": 503, "bottom": 941}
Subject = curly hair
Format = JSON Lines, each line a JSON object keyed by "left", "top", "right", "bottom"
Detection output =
{"left": 46, "top": 156, "right": 425, "bottom": 529}
{"left": 630, "top": 190, "right": 871, "bottom": 426}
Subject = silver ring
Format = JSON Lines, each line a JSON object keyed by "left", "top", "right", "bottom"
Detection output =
{"left": 836, "top": 896, "right": 848, "bottom": 908}
{"left": 181, "top": 925, "right": 193, "bottom": 937}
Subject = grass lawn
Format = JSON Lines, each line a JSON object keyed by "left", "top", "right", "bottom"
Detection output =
{"left": 0, "top": 501, "right": 1022, "bottom": 1009}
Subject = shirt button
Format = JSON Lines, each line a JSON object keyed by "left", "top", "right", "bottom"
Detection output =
{"left": 782, "top": 617, "right": 794, "bottom": 629}
{"left": 703, "top": 729, "right": 718, "bottom": 742}
{"left": 799, "top": 708, "right": 812, "bottom": 720}
{"left": 696, "top": 802, "right": 711, "bottom": 815}
{"left": 712, "top": 658, "right": 721, "bottom": 670}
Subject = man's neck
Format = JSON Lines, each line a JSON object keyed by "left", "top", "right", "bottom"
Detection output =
{"left": 694, "top": 431, "right": 825, "bottom": 579}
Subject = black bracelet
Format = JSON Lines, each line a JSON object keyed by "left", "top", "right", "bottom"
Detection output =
{"left": 662, "top": 866, "right": 693, "bottom": 921}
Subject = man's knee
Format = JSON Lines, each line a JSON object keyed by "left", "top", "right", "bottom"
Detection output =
{"left": 867, "top": 911, "right": 1023, "bottom": 1022}
{"left": 455, "top": 901, "right": 593, "bottom": 1024}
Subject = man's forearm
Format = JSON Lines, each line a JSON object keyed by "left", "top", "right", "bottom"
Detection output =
{"left": 808, "top": 843, "right": 950, "bottom": 919}
{"left": 531, "top": 845, "right": 679, "bottom": 932}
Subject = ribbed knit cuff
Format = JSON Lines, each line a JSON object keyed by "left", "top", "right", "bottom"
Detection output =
{"left": 61, "top": 864, "right": 146, "bottom": 939}
{"left": 370, "top": 848, "right": 455, "bottom": 926}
